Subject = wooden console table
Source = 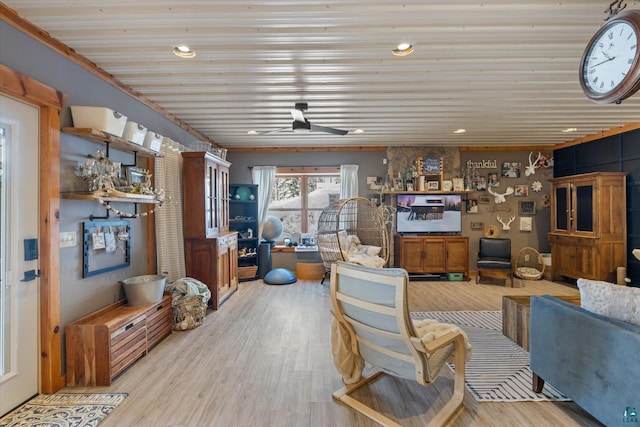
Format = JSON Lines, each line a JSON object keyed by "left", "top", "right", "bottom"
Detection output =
{"left": 502, "top": 295, "right": 581, "bottom": 351}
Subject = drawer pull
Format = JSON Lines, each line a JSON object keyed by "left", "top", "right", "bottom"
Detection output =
{"left": 125, "top": 323, "right": 134, "bottom": 331}
{"left": 156, "top": 305, "right": 164, "bottom": 311}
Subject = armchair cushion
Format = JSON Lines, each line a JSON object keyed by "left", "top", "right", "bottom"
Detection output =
{"left": 477, "top": 258, "right": 512, "bottom": 270}
{"left": 478, "top": 238, "right": 511, "bottom": 259}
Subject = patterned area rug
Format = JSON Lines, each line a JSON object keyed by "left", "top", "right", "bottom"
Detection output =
{"left": 412, "top": 311, "right": 570, "bottom": 402}
{"left": 0, "top": 393, "right": 128, "bottom": 427}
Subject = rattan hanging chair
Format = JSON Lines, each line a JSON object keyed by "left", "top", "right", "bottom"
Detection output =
{"left": 514, "top": 247, "right": 545, "bottom": 280}
{"left": 316, "top": 197, "right": 389, "bottom": 275}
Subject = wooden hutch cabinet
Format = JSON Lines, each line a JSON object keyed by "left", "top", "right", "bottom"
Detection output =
{"left": 394, "top": 235, "right": 469, "bottom": 277}
{"left": 548, "top": 172, "right": 627, "bottom": 282}
{"left": 182, "top": 151, "right": 238, "bottom": 309}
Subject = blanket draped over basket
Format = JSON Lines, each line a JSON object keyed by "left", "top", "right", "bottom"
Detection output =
{"left": 168, "top": 278, "right": 210, "bottom": 330}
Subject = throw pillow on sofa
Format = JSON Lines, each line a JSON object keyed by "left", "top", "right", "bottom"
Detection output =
{"left": 577, "top": 278, "right": 640, "bottom": 326}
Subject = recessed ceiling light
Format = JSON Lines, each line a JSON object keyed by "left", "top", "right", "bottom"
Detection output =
{"left": 353, "top": 129, "right": 365, "bottom": 134}
{"left": 453, "top": 128, "right": 466, "bottom": 134}
{"left": 247, "top": 130, "right": 258, "bottom": 135}
{"left": 173, "top": 45, "right": 196, "bottom": 58}
{"left": 392, "top": 43, "right": 414, "bottom": 57}
{"left": 562, "top": 127, "right": 578, "bottom": 133}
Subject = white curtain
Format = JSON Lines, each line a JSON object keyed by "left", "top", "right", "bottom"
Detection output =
{"left": 154, "top": 138, "right": 188, "bottom": 282}
{"left": 340, "top": 164, "right": 359, "bottom": 198}
{"left": 251, "top": 166, "right": 276, "bottom": 239}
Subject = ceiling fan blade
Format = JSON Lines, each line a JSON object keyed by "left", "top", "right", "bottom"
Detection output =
{"left": 310, "top": 124, "right": 349, "bottom": 135}
{"left": 258, "top": 127, "right": 290, "bottom": 135}
{"left": 290, "top": 109, "right": 306, "bottom": 123}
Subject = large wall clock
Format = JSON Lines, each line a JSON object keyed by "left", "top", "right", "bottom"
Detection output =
{"left": 580, "top": 10, "right": 640, "bottom": 104}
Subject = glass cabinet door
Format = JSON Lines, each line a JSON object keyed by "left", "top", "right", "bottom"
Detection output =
{"left": 574, "top": 183, "right": 594, "bottom": 233}
{"left": 554, "top": 185, "right": 569, "bottom": 232}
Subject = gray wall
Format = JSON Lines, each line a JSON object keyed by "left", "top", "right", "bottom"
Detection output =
{"left": 459, "top": 150, "right": 553, "bottom": 260}
{"left": 228, "top": 150, "right": 388, "bottom": 198}
{"left": 1, "top": 21, "right": 203, "bottom": 326}
{"left": 230, "top": 148, "right": 553, "bottom": 271}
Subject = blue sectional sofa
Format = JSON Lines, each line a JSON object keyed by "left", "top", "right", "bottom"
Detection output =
{"left": 530, "top": 295, "right": 640, "bottom": 427}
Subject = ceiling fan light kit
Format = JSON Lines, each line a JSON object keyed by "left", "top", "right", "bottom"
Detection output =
{"left": 292, "top": 120, "right": 311, "bottom": 133}
{"left": 258, "top": 102, "right": 348, "bottom": 136}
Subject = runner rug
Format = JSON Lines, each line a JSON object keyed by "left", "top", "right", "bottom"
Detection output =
{"left": 0, "top": 392, "right": 128, "bottom": 427}
{"left": 411, "top": 310, "right": 569, "bottom": 402}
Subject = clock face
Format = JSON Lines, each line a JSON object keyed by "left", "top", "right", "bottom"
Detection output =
{"left": 582, "top": 21, "right": 638, "bottom": 96}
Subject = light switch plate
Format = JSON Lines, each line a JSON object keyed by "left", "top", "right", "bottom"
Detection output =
{"left": 60, "top": 231, "right": 76, "bottom": 248}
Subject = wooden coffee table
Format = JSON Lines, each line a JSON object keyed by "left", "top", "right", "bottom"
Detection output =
{"left": 502, "top": 295, "right": 581, "bottom": 351}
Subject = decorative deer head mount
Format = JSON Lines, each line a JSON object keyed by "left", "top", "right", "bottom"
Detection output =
{"left": 487, "top": 186, "right": 514, "bottom": 204}
{"left": 497, "top": 214, "right": 516, "bottom": 230}
{"left": 525, "top": 151, "right": 542, "bottom": 177}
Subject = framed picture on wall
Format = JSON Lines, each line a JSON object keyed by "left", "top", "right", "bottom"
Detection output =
{"left": 515, "top": 184, "right": 529, "bottom": 197}
{"left": 519, "top": 200, "right": 536, "bottom": 215}
{"left": 466, "top": 199, "right": 478, "bottom": 213}
{"left": 520, "top": 217, "right": 533, "bottom": 232}
{"left": 471, "top": 222, "right": 483, "bottom": 230}
{"left": 487, "top": 172, "right": 499, "bottom": 187}
{"left": 478, "top": 195, "right": 492, "bottom": 204}
{"left": 501, "top": 162, "right": 521, "bottom": 178}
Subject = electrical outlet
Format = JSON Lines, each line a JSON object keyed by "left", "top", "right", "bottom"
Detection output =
{"left": 60, "top": 231, "right": 76, "bottom": 248}
{"left": 383, "top": 158, "right": 388, "bottom": 165}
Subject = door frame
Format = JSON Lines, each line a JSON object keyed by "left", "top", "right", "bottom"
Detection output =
{"left": 0, "top": 64, "right": 64, "bottom": 393}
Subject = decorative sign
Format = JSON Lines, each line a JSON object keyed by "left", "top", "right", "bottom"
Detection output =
{"left": 466, "top": 160, "right": 497, "bottom": 169}
{"left": 422, "top": 156, "right": 441, "bottom": 174}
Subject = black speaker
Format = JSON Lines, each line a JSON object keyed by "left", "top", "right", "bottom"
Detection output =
{"left": 257, "top": 242, "right": 272, "bottom": 279}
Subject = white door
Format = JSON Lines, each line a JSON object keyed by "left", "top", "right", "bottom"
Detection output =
{"left": 0, "top": 95, "right": 39, "bottom": 415}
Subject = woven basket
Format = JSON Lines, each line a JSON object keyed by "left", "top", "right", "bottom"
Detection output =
{"left": 514, "top": 247, "right": 545, "bottom": 280}
{"left": 172, "top": 296, "right": 207, "bottom": 331}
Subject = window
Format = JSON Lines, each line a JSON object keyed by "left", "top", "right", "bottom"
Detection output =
{"left": 268, "top": 167, "right": 340, "bottom": 240}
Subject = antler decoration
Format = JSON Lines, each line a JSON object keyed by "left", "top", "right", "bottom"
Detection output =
{"left": 525, "top": 151, "right": 542, "bottom": 177}
{"left": 487, "top": 186, "right": 514, "bottom": 204}
{"left": 605, "top": 0, "right": 627, "bottom": 20}
{"left": 497, "top": 215, "right": 516, "bottom": 231}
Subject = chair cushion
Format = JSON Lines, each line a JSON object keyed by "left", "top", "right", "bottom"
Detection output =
{"left": 477, "top": 257, "right": 511, "bottom": 270}
{"left": 479, "top": 238, "right": 511, "bottom": 258}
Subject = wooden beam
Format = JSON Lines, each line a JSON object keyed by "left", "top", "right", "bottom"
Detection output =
{"left": 553, "top": 122, "right": 640, "bottom": 149}
{"left": 230, "top": 146, "right": 387, "bottom": 152}
{"left": 0, "top": 3, "right": 219, "bottom": 148}
{"left": 459, "top": 145, "right": 555, "bottom": 152}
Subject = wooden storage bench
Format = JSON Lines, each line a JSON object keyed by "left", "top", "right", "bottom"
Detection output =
{"left": 66, "top": 293, "right": 172, "bottom": 386}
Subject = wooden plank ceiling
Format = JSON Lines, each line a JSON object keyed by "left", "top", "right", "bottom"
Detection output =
{"left": 5, "top": 0, "right": 640, "bottom": 149}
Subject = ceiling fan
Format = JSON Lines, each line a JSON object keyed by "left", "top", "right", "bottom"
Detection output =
{"left": 259, "top": 103, "right": 349, "bottom": 136}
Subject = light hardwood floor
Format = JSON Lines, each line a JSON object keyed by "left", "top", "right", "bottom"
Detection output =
{"left": 67, "top": 277, "right": 602, "bottom": 427}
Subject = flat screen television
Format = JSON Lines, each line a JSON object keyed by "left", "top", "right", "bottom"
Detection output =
{"left": 396, "top": 194, "right": 462, "bottom": 234}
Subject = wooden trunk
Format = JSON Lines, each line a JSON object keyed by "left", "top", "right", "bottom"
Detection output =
{"left": 65, "top": 293, "right": 172, "bottom": 386}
